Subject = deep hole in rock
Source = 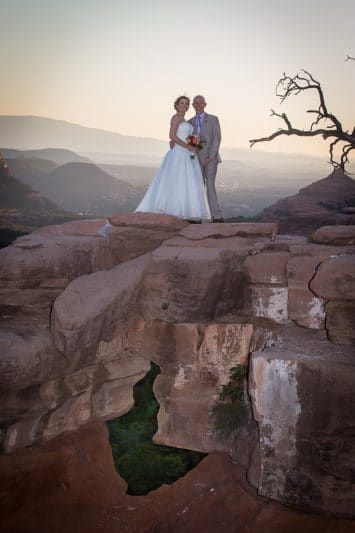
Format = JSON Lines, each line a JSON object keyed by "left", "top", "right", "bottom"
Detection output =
{"left": 106, "top": 361, "right": 207, "bottom": 495}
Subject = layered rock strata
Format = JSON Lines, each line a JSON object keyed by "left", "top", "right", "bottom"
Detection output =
{"left": 0, "top": 214, "right": 354, "bottom": 517}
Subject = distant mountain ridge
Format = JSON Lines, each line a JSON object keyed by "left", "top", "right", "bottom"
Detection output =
{"left": 3, "top": 147, "right": 144, "bottom": 217}
{"left": 0, "top": 115, "right": 167, "bottom": 157}
{"left": 0, "top": 115, "right": 346, "bottom": 172}
{"left": 28, "top": 161, "right": 139, "bottom": 214}
{"left": 2, "top": 147, "right": 90, "bottom": 165}
{"left": 0, "top": 173, "right": 59, "bottom": 211}
{"left": 6, "top": 157, "right": 59, "bottom": 185}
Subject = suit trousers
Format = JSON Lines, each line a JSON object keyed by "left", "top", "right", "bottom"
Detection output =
{"left": 200, "top": 158, "right": 222, "bottom": 219}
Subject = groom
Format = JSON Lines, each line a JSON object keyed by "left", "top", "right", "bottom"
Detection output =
{"left": 189, "top": 95, "right": 224, "bottom": 222}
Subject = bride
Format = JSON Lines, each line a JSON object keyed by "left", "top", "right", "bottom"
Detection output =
{"left": 135, "top": 96, "right": 211, "bottom": 222}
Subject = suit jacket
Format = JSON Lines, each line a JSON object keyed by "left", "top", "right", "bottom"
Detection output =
{"left": 188, "top": 113, "right": 222, "bottom": 163}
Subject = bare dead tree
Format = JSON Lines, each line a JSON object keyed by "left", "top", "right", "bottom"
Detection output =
{"left": 249, "top": 68, "right": 355, "bottom": 171}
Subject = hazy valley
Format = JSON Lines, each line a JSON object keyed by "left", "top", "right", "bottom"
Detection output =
{"left": 0, "top": 115, "right": 353, "bottom": 244}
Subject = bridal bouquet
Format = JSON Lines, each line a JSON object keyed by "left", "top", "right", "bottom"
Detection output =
{"left": 187, "top": 134, "right": 206, "bottom": 159}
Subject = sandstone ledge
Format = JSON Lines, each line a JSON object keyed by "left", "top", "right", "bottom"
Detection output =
{"left": 109, "top": 211, "right": 189, "bottom": 231}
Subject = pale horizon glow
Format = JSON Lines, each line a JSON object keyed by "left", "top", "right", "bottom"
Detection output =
{"left": 1, "top": 0, "right": 355, "bottom": 158}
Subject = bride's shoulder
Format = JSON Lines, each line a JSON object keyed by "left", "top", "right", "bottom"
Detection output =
{"left": 170, "top": 114, "right": 183, "bottom": 124}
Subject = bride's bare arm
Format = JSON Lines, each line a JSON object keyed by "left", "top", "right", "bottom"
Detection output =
{"left": 169, "top": 116, "right": 194, "bottom": 151}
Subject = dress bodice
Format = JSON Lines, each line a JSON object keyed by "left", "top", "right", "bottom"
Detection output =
{"left": 176, "top": 121, "right": 193, "bottom": 142}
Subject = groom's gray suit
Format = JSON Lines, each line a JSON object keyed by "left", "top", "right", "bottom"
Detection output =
{"left": 189, "top": 113, "right": 223, "bottom": 220}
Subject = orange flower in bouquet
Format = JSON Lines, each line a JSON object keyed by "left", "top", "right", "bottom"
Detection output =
{"left": 187, "top": 134, "right": 206, "bottom": 159}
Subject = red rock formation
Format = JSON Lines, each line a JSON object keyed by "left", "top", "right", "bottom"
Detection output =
{"left": 1, "top": 213, "right": 355, "bottom": 521}
{"left": 259, "top": 169, "right": 355, "bottom": 235}
{"left": 310, "top": 252, "right": 355, "bottom": 344}
{"left": 249, "top": 325, "right": 355, "bottom": 515}
{"left": 312, "top": 225, "right": 355, "bottom": 246}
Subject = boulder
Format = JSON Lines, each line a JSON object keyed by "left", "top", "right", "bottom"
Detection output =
{"left": 0, "top": 220, "right": 113, "bottom": 290}
{"left": 310, "top": 254, "right": 355, "bottom": 300}
{"left": 312, "top": 225, "right": 355, "bottom": 246}
{"left": 286, "top": 244, "right": 355, "bottom": 333}
{"left": 51, "top": 253, "right": 151, "bottom": 355}
{"left": 249, "top": 335, "right": 355, "bottom": 516}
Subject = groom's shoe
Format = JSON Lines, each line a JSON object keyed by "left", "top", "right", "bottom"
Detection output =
{"left": 212, "top": 217, "right": 224, "bottom": 223}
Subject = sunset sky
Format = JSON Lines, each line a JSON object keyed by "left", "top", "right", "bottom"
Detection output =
{"left": 1, "top": 0, "right": 355, "bottom": 156}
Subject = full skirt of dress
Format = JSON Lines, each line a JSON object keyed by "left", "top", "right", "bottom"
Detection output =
{"left": 135, "top": 145, "right": 211, "bottom": 220}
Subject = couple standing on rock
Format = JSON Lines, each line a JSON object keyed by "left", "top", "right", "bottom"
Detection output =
{"left": 135, "top": 94, "right": 224, "bottom": 224}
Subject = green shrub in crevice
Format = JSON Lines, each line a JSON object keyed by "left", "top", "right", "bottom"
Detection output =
{"left": 211, "top": 365, "right": 247, "bottom": 439}
{"left": 107, "top": 362, "right": 206, "bottom": 495}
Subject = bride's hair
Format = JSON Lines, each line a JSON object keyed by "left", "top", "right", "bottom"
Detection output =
{"left": 174, "top": 95, "right": 190, "bottom": 110}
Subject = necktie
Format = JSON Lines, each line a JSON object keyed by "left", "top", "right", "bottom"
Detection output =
{"left": 197, "top": 115, "right": 203, "bottom": 133}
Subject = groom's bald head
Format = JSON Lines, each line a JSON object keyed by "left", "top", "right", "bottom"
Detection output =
{"left": 192, "top": 95, "right": 207, "bottom": 114}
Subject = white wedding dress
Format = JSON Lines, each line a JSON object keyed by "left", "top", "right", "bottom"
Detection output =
{"left": 135, "top": 121, "right": 211, "bottom": 220}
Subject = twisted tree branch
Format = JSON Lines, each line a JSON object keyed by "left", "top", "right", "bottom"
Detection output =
{"left": 250, "top": 68, "right": 355, "bottom": 170}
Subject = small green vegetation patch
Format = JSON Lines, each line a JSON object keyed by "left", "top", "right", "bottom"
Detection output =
{"left": 107, "top": 362, "right": 206, "bottom": 495}
{"left": 211, "top": 365, "right": 247, "bottom": 438}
